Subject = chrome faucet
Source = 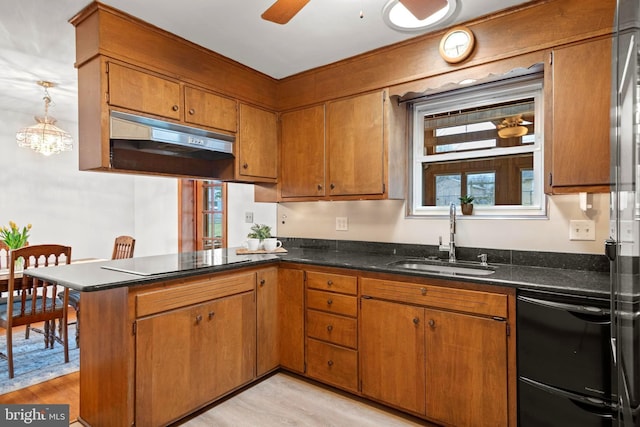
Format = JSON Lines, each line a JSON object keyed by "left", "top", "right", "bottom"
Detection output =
{"left": 449, "top": 202, "right": 456, "bottom": 263}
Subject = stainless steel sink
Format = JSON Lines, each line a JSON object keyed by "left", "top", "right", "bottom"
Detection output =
{"left": 386, "top": 259, "right": 495, "bottom": 276}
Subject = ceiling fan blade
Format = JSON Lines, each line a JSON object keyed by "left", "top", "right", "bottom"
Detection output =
{"left": 399, "top": 0, "right": 448, "bottom": 20}
{"left": 261, "top": 0, "right": 311, "bottom": 24}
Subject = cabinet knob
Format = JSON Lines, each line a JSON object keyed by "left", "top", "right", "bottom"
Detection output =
{"left": 195, "top": 314, "right": 203, "bottom": 324}
{"left": 243, "top": 163, "right": 249, "bottom": 169}
{"left": 413, "top": 317, "right": 420, "bottom": 325}
{"left": 420, "top": 287, "right": 427, "bottom": 296}
{"left": 330, "top": 183, "right": 335, "bottom": 190}
{"left": 208, "top": 311, "right": 215, "bottom": 320}
{"left": 327, "top": 280, "right": 333, "bottom": 286}
{"left": 172, "top": 105, "right": 179, "bottom": 112}
{"left": 428, "top": 319, "right": 436, "bottom": 328}
{"left": 188, "top": 108, "right": 195, "bottom": 115}
{"left": 327, "top": 360, "right": 334, "bottom": 367}
{"left": 260, "top": 279, "right": 266, "bottom": 287}
{"left": 327, "top": 299, "right": 333, "bottom": 306}
{"left": 317, "top": 184, "right": 323, "bottom": 190}
{"left": 327, "top": 325, "right": 333, "bottom": 332}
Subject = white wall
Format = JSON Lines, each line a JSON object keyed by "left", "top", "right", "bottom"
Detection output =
{"left": 0, "top": 109, "right": 178, "bottom": 259}
{"left": 227, "top": 182, "right": 277, "bottom": 247}
{"left": 276, "top": 193, "right": 610, "bottom": 254}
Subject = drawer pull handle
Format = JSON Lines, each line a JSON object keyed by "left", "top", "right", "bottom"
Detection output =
{"left": 327, "top": 325, "right": 333, "bottom": 332}
{"left": 327, "top": 280, "right": 333, "bottom": 286}
{"left": 420, "top": 287, "right": 427, "bottom": 296}
{"left": 172, "top": 105, "right": 179, "bottom": 111}
{"left": 188, "top": 108, "right": 195, "bottom": 115}
{"left": 243, "top": 163, "right": 249, "bottom": 169}
{"left": 413, "top": 317, "right": 420, "bottom": 325}
{"left": 208, "top": 311, "right": 215, "bottom": 320}
{"left": 317, "top": 184, "right": 323, "bottom": 190}
{"left": 327, "top": 299, "right": 333, "bottom": 305}
{"left": 260, "top": 279, "right": 266, "bottom": 286}
{"left": 327, "top": 360, "right": 334, "bottom": 367}
{"left": 195, "top": 314, "right": 203, "bottom": 324}
{"left": 428, "top": 319, "right": 436, "bottom": 328}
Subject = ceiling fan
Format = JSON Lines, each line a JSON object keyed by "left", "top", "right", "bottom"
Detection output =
{"left": 261, "top": 0, "right": 449, "bottom": 25}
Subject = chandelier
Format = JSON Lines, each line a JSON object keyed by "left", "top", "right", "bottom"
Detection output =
{"left": 16, "top": 81, "right": 73, "bottom": 156}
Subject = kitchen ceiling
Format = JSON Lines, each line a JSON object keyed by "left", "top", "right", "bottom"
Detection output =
{"left": 0, "top": 0, "right": 534, "bottom": 126}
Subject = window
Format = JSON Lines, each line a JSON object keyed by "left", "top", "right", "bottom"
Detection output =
{"left": 410, "top": 77, "right": 545, "bottom": 217}
{"left": 179, "top": 180, "right": 227, "bottom": 252}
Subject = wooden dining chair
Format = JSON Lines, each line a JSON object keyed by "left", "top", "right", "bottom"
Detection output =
{"left": 0, "top": 244, "right": 72, "bottom": 378}
{"left": 0, "top": 241, "right": 9, "bottom": 270}
{"left": 65, "top": 236, "right": 135, "bottom": 347}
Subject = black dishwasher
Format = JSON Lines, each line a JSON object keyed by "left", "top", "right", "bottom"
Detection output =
{"left": 517, "top": 289, "right": 616, "bottom": 426}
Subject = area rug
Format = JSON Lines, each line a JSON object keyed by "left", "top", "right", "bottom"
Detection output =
{"left": 0, "top": 324, "right": 79, "bottom": 395}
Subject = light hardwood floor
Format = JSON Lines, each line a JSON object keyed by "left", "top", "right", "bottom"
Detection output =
{"left": 177, "top": 373, "right": 432, "bottom": 427}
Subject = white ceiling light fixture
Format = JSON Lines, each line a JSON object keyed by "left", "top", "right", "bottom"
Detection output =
{"left": 16, "top": 81, "right": 73, "bottom": 156}
{"left": 383, "top": 0, "right": 457, "bottom": 33}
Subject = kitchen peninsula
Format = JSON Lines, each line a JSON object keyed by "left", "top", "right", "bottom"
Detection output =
{"left": 26, "top": 245, "right": 609, "bottom": 427}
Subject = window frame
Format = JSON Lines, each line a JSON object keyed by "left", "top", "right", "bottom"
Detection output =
{"left": 409, "top": 77, "right": 546, "bottom": 218}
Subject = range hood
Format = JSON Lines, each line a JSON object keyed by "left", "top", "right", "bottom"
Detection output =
{"left": 109, "top": 111, "right": 235, "bottom": 179}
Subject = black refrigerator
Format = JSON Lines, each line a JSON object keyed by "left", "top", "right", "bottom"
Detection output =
{"left": 608, "top": 0, "right": 640, "bottom": 426}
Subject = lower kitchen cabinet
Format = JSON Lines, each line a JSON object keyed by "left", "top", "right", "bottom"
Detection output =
{"left": 257, "top": 267, "right": 279, "bottom": 376}
{"left": 425, "top": 309, "right": 508, "bottom": 427}
{"left": 278, "top": 267, "right": 305, "bottom": 373}
{"left": 360, "top": 298, "right": 426, "bottom": 415}
{"left": 360, "top": 278, "right": 510, "bottom": 427}
{"left": 135, "top": 291, "right": 256, "bottom": 427}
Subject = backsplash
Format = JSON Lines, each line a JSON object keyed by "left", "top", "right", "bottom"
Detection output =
{"left": 279, "top": 237, "right": 610, "bottom": 273}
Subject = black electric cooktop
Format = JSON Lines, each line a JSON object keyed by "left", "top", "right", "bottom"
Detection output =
{"left": 100, "top": 249, "right": 252, "bottom": 276}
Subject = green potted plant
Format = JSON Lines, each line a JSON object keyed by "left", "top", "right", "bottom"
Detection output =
{"left": 459, "top": 195, "right": 475, "bottom": 215}
{"left": 246, "top": 224, "right": 271, "bottom": 250}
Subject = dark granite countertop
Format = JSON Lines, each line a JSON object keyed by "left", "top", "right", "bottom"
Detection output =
{"left": 24, "top": 244, "right": 612, "bottom": 300}
{"left": 276, "top": 247, "right": 611, "bottom": 300}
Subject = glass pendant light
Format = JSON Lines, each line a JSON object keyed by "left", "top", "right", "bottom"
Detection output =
{"left": 16, "top": 81, "right": 72, "bottom": 156}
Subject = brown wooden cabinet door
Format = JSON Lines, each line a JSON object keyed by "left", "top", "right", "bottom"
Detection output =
{"left": 360, "top": 298, "right": 426, "bottom": 415}
{"left": 425, "top": 309, "right": 508, "bottom": 427}
{"left": 107, "top": 62, "right": 181, "bottom": 120}
{"left": 135, "top": 292, "right": 255, "bottom": 427}
{"left": 327, "top": 91, "right": 385, "bottom": 196}
{"left": 238, "top": 103, "right": 278, "bottom": 180}
{"left": 280, "top": 105, "right": 326, "bottom": 198}
{"left": 184, "top": 86, "right": 237, "bottom": 133}
{"left": 257, "top": 267, "right": 279, "bottom": 376}
{"left": 202, "top": 292, "right": 256, "bottom": 399}
{"left": 278, "top": 268, "right": 305, "bottom": 373}
{"left": 549, "top": 37, "right": 611, "bottom": 191}
{"left": 136, "top": 301, "right": 208, "bottom": 427}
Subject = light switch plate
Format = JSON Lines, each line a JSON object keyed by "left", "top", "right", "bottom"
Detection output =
{"left": 245, "top": 212, "right": 254, "bottom": 223}
{"left": 569, "top": 219, "right": 595, "bottom": 241}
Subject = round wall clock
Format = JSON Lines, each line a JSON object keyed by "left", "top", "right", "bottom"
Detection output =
{"left": 439, "top": 26, "right": 475, "bottom": 64}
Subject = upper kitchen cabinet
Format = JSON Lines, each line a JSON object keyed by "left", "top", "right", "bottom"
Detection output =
{"left": 275, "top": 90, "right": 406, "bottom": 201}
{"left": 327, "top": 91, "right": 385, "bottom": 196}
{"left": 237, "top": 104, "right": 278, "bottom": 182}
{"left": 546, "top": 36, "right": 612, "bottom": 194}
{"left": 107, "top": 62, "right": 238, "bottom": 134}
{"left": 107, "top": 62, "right": 181, "bottom": 121}
{"left": 280, "top": 105, "right": 326, "bottom": 198}
{"left": 184, "top": 86, "right": 237, "bottom": 133}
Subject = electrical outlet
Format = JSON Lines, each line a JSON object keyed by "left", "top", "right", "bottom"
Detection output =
{"left": 336, "top": 217, "right": 348, "bottom": 231}
{"left": 569, "top": 220, "right": 595, "bottom": 241}
{"left": 245, "top": 212, "right": 253, "bottom": 223}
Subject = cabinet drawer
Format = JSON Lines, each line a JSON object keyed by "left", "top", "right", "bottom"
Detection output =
{"left": 307, "top": 310, "right": 357, "bottom": 349}
{"left": 306, "top": 338, "right": 358, "bottom": 392}
{"left": 307, "top": 289, "right": 357, "bottom": 317}
{"left": 136, "top": 272, "right": 255, "bottom": 317}
{"left": 307, "top": 271, "right": 357, "bottom": 295}
{"left": 360, "top": 277, "right": 507, "bottom": 318}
